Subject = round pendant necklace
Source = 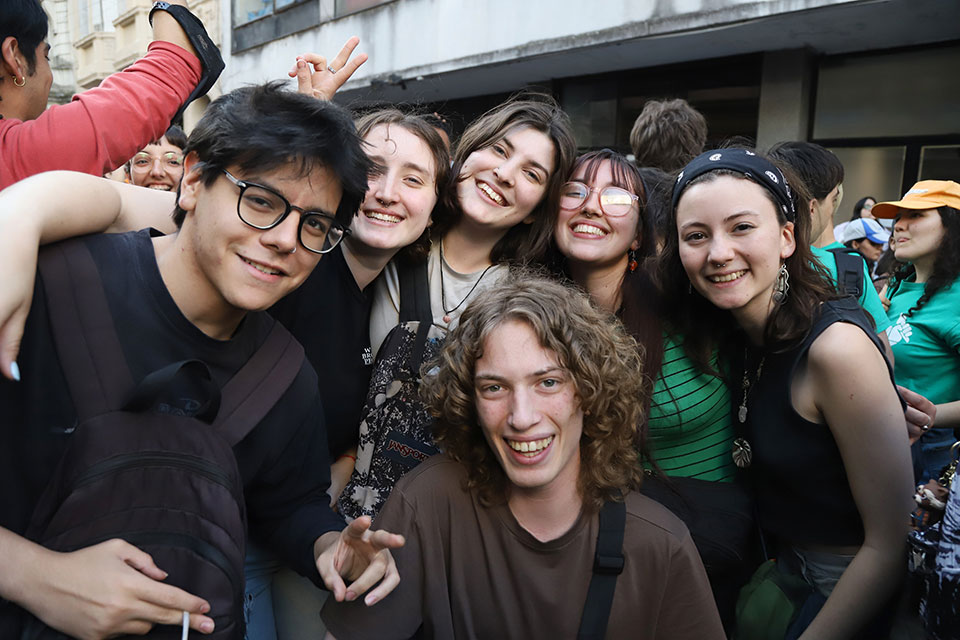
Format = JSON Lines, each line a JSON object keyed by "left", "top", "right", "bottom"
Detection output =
{"left": 733, "top": 348, "right": 765, "bottom": 469}
{"left": 439, "top": 241, "right": 494, "bottom": 323}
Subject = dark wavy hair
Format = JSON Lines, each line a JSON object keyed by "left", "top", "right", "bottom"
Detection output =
{"left": 887, "top": 206, "right": 960, "bottom": 317}
{"left": 354, "top": 108, "right": 450, "bottom": 263}
{"left": 657, "top": 151, "right": 839, "bottom": 361}
{"left": 431, "top": 93, "right": 576, "bottom": 265}
{"left": 422, "top": 272, "right": 646, "bottom": 511}
{"left": 1, "top": 0, "right": 47, "bottom": 74}
{"left": 767, "top": 141, "right": 843, "bottom": 202}
{"left": 172, "top": 82, "right": 371, "bottom": 228}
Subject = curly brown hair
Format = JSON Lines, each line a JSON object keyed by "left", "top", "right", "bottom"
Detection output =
{"left": 421, "top": 271, "right": 647, "bottom": 511}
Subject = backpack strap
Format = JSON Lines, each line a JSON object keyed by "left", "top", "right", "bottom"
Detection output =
{"left": 577, "top": 498, "right": 626, "bottom": 640}
{"left": 828, "top": 247, "right": 865, "bottom": 298}
{"left": 396, "top": 258, "right": 434, "bottom": 377}
{"left": 38, "top": 240, "right": 134, "bottom": 420}
{"left": 398, "top": 258, "right": 431, "bottom": 323}
{"left": 212, "top": 321, "right": 305, "bottom": 446}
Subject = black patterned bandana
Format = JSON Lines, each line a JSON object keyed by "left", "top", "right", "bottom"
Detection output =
{"left": 672, "top": 148, "right": 796, "bottom": 222}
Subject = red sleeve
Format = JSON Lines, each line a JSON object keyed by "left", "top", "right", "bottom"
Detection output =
{"left": 0, "top": 41, "right": 202, "bottom": 189}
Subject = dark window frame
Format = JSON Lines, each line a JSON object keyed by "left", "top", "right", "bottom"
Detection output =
{"left": 232, "top": 0, "right": 317, "bottom": 53}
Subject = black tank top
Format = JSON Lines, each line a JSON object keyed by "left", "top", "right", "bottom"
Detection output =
{"left": 744, "top": 297, "right": 897, "bottom": 546}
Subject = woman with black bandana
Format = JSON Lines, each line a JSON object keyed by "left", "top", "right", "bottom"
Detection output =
{"left": 659, "top": 149, "right": 913, "bottom": 638}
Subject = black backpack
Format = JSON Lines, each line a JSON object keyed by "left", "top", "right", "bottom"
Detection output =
{"left": 23, "top": 239, "right": 304, "bottom": 639}
{"left": 828, "top": 247, "right": 866, "bottom": 298}
{"left": 338, "top": 260, "right": 444, "bottom": 521}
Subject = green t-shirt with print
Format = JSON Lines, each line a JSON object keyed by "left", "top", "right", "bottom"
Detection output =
{"left": 886, "top": 277, "right": 960, "bottom": 408}
{"left": 811, "top": 242, "right": 891, "bottom": 332}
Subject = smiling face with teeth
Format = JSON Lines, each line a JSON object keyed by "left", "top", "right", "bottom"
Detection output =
{"left": 474, "top": 319, "right": 584, "bottom": 500}
{"left": 676, "top": 174, "right": 795, "bottom": 335}
{"left": 555, "top": 159, "right": 641, "bottom": 271}
{"left": 168, "top": 158, "right": 343, "bottom": 338}
{"left": 455, "top": 126, "right": 556, "bottom": 239}
{"left": 129, "top": 136, "right": 185, "bottom": 192}
{"left": 347, "top": 124, "right": 438, "bottom": 256}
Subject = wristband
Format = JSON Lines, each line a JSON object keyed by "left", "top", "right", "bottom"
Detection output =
{"left": 338, "top": 454, "right": 357, "bottom": 462}
{"left": 148, "top": 1, "right": 225, "bottom": 124}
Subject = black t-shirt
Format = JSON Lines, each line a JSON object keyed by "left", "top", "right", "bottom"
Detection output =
{"left": 269, "top": 245, "right": 373, "bottom": 458}
{"left": 0, "top": 230, "right": 343, "bottom": 580}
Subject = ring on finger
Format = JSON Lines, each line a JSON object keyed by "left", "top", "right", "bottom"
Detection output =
{"left": 921, "top": 421, "right": 932, "bottom": 431}
{"left": 327, "top": 67, "right": 337, "bottom": 74}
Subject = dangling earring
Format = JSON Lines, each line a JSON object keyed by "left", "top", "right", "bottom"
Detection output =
{"left": 627, "top": 249, "right": 638, "bottom": 273}
{"left": 12, "top": 75, "right": 25, "bottom": 87}
{"left": 772, "top": 264, "right": 790, "bottom": 304}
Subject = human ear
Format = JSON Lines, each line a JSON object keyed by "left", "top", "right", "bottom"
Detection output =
{"left": 176, "top": 152, "right": 203, "bottom": 213}
{"left": 780, "top": 221, "right": 796, "bottom": 259}
{"left": 0, "top": 37, "right": 24, "bottom": 79}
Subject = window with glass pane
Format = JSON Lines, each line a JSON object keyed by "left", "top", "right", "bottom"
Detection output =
{"left": 235, "top": 0, "right": 274, "bottom": 24}
{"left": 234, "top": 0, "right": 311, "bottom": 25}
{"left": 920, "top": 146, "right": 960, "bottom": 182}
{"left": 827, "top": 146, "right": 906, "bottom": 226}
{"left": 335, "top": 0, "right": 391, "bottom": 17}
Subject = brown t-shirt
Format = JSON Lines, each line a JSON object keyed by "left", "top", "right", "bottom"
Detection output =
{"left": 322, "top": 456, "right": 724, "bottom": 639}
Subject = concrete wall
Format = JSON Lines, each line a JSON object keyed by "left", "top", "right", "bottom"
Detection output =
{"left": 222, "top": 0, "right": 861, "bottom": 94}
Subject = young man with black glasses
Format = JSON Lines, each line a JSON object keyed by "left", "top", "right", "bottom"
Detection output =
{"left": 0, "top": 83, "right": 403, "bottom": 639}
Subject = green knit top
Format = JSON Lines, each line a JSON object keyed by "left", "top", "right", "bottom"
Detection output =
{"left": 647, "top": 332, "right": 737, "bottom": 482}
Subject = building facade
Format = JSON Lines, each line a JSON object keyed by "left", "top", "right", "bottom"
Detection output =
{"left": 49, "top": 0, "right": 222, "bottom": 129}
{"left": 221, "top": 0, "right": 959, "bottom": 222}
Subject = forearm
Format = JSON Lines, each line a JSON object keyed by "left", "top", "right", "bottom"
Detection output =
{"left": 150, "top": 0, "right": 198, "bottom": 58}
{"left": 328, "top": 448, "right": 357, "bottom": 507}
{"left": 932, "top": 399, "right": 960, "bottom": 430}
{"left": 0, "top": 527, "right": 49, "bottom": 610}
{"left": 799, "top": 542, "right": 904, "bottom": 639}
{"left": 0, "top": 172, "right": 121, "bottom": 244}
{"left": 0, "top": 171, "right": 174, "bottom": 244}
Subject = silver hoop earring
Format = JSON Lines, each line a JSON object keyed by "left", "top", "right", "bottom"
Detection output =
{"left": 772, "top": 263, "right": 789, "bottom": 304}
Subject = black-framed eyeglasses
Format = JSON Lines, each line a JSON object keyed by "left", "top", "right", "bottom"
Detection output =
{"left": 559, "top": 181, "right": 640, "bottom": 217}
{"left": 222, "top": 170, "right": 348, "bottom": 254}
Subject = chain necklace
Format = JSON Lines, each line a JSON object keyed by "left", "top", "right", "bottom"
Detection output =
{"left": 733, "top": 348, "right": 765, "bottom": 469}
{"left": 439, "top": 241, "right": 494, "bottom": 321}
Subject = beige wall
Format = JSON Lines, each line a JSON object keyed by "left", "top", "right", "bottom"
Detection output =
{"left": 65, "top": 0, "right": 221, "bottom": 129}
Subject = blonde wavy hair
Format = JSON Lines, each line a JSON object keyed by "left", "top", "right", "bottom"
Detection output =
{"left": 421, "top": 272, "right": 647, "bottom": 511}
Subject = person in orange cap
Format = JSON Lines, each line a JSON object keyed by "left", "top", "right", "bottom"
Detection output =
{"left": 874, "top": 180, "right": 960, "bottom": 483}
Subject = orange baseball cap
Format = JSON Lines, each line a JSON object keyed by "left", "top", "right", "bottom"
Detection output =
{"left": 872, "top": 180, "right": 960, "bottom": 218}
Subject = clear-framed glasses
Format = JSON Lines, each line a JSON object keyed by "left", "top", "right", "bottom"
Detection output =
{"left": 559, "top": 181, "right": 639, "bottom": 217}
{"left": 222, "top": 170, "right": 348, "bottom": 255}
{"left": 131, "top": 151, "right": 183, "bottom": 171}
